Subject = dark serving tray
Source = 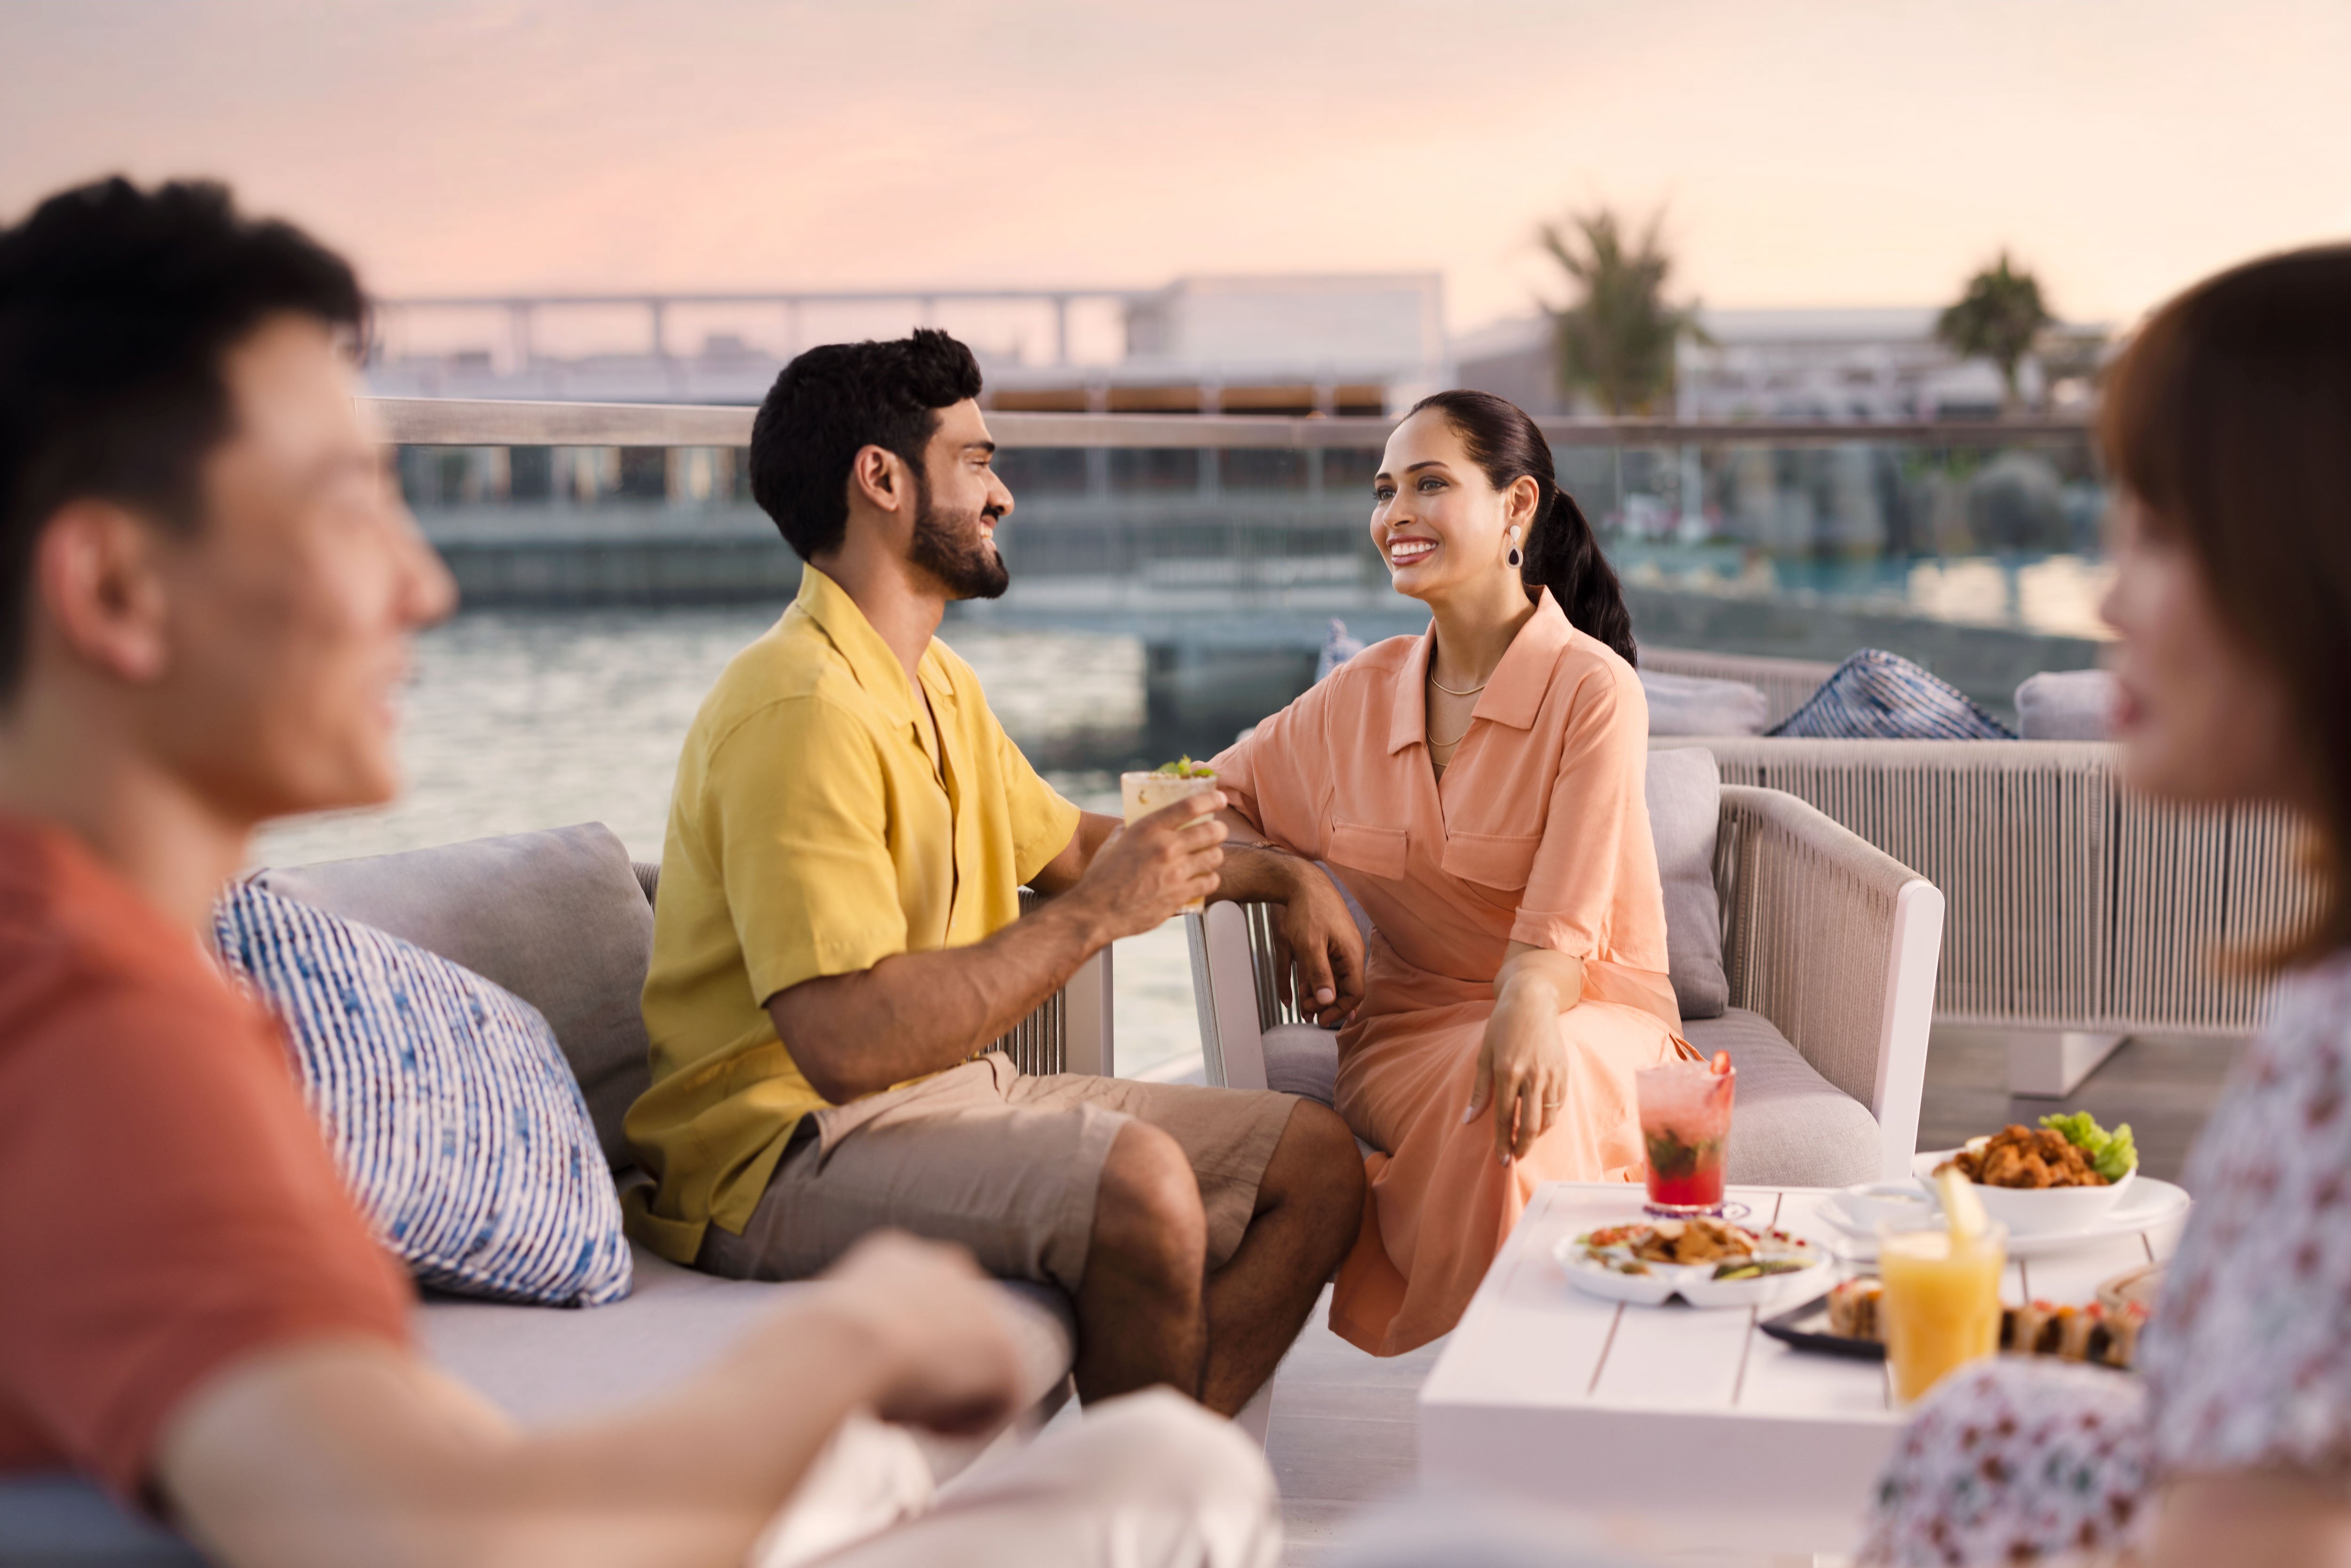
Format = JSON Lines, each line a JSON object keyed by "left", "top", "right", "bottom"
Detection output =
{"left": 1759, "top": 1292, "right": 1885, "bottom": 1362}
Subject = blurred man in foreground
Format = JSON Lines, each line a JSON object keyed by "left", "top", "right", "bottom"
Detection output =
{"left": 0, "top": 177, "right": 1277, "bottom": 1568}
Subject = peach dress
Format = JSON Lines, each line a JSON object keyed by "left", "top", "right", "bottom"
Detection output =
{"left": 1211, "top": 590, "right": 1688, "bottom": 1356}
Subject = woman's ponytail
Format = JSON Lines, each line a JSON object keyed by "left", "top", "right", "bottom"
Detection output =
{"left": 1405, "top": 389, "right": 1640, "bottom": 667}
{"left": 1526, "top": 482, "right": 1637, "bottom": 667}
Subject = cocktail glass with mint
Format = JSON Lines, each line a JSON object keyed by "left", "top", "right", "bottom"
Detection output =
{"left": 1120, "top": 758, "right": 1220, "bottom": 914}
{"left": 1636, "top": 1056, "right": 1736, "bottom": 1216}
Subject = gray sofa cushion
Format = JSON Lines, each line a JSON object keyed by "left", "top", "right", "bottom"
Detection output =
{"left": 1640, "top": 669, "right": 1769, "bottom": 737}
{"left": 1644, "top": 748, "right": 1729, "bottom": 1020}
{"left": 1263, "top": 1022, "right": 1341, "bottom": 1105}
{"left": 2015, "top": 669, "right": 2119, "bottom": 740}
{"left": 252, "top": 823, "right": 655, "bottom": 1168}
{"left": 418, "top": 1244, "right": 1074, "bottom": 1428}
{"left": 1690, "top": 1007, "right": 1881, "bottom": 1188}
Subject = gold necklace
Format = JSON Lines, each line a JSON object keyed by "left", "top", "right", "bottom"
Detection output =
{"left": 1428, "top": 671, "right": 1489, "bottom": 697}
{"left": 1428, "top": 718, "right": 1473, "bottom": 750}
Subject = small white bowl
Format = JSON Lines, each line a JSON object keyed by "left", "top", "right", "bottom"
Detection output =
{"left": 1914, "top": 1149, "right": 2138, "bottom": 1237}
{"left": 1831, "top": 1181, "right": 1936, "bottom": 1232}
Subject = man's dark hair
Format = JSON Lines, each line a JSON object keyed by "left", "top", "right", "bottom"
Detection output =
{"left": 0, "top": 177, "right": 363, "bottom": 695}
{"left": 749, "top": 328, "right": 984, "bottom": 560}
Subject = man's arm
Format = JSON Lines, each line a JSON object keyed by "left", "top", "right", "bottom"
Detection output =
{"left": 1043, "top": 807, "right": 1365, "bottom": 1028}
{"left": 773, "top": 793, "right": 1227, "bottom": 1103}
{"left": 159, "top": 1235, "right": 1025, "bottom": 1568}
{"left": 1200, "top": 809, "right": 1367, "bottom": 1029}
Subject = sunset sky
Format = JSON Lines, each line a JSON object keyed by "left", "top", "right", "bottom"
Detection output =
{"left": 6, "top": 0, "right": 2349, "bottom": 337}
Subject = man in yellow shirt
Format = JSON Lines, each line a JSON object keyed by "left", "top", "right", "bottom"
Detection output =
{"left": 627, "top": 330, "right": 1366, "bottom": 1418}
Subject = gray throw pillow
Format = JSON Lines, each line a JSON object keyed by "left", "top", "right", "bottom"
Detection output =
{"left": 1639, "top": 669, "right": 1770, "bottom": 737}
{"left": 2015, "top": 669, "right": 2118, "bottom": 740}
{"left": 1644, "top": 747, "right": 1729, "bottom": 1020}
{"left": 250, "top": 823, "right": 655, "bottom": 1169}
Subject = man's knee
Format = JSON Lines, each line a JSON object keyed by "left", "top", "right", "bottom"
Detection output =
{"left": 1268, "top": 1099, "right": 1367, "bottom": 1209}
{"left": 1090, "top": 1121, "right": 1207, "bottom": 1279}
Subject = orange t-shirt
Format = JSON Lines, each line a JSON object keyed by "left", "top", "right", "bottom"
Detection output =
{"left": 0, "top": 817, "right": 411, "bottom": 1503}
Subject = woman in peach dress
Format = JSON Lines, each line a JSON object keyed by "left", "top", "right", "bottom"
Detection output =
{"left": 1210, "top": 390, "right": 1690, "bottom": 1357}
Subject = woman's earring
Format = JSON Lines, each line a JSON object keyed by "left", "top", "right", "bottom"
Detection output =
{"left": 1506, "top": 529, "right": 1523, "bottom": 570}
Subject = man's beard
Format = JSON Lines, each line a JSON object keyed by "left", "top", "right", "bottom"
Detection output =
{"left": 907, "top": 475, "right": 1010, "bottom": 601}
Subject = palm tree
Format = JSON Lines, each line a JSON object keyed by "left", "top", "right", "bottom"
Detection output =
{"left": 1540, "top": 207, "right": 1703, "bottom": 416}
{"left": 1937, "top": 252, "right": 2056, "bottom": 416}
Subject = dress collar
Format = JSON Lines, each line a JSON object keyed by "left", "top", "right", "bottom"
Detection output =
{"left": 1384, "top": 588, "right": 1575, "bottom": 755}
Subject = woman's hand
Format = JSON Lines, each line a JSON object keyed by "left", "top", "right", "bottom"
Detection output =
{"left": 1466, "top": 945, "right": 1586, "bottom": 1165}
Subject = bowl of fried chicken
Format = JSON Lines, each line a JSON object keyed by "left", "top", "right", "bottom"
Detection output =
{"left": 1914, "top": 1114, "right": 2139, "bottom": 1236}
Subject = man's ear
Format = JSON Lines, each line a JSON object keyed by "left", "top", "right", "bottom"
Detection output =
{"left": 847, "top": 444, "right": 911, "bottom": 517}
{"left": 31, "top": 501, "right": 174, "bottom": 685}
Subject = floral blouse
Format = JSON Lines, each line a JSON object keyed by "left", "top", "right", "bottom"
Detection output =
{"left": 1862, "top": 952, "right": 2351, "bottom": 1565}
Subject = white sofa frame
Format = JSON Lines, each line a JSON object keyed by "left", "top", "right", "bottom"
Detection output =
{"left": 1186, "top": 785, "right": 1944, "bottom": 1182}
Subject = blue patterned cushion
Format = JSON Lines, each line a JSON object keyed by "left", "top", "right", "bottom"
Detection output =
{"left": 1768, "top": 648, "right": 2016, "bottom": 740}
{"left": 213, "top": 883, "right": 631, "bottom": 1307}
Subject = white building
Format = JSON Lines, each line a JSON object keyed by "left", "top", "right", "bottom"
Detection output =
{"left": 363, "top": 273, "right": 1448, "bottom": 417}
{"left": 1455, "top": 306, "right": 2103, "bottom": 421}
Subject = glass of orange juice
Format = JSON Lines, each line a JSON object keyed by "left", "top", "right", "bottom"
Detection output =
{"left": 1120, "top": 761, "right": 1220, "bottom": 914}
{"left": 1878, "top": 1216, "right": 2009, "bottom": 1405}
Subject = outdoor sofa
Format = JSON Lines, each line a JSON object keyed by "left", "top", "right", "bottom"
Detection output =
{"left": 0, "top": 823, "right": 1097, "bottom": 1566}
{"left": 1639, "top": 646, "right": 2319, "bottom": 1094}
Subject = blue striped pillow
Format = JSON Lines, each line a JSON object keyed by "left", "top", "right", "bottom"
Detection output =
{"left": 213, "top": 883, "right": 631, "bottom": 1307}
{"left": 1768, "top": 648, "right": 2016, "bottom": 740}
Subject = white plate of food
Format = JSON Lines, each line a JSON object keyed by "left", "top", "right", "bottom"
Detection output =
{"left": 1556, "top": 1216, "right": 1827, "bottom": 1309}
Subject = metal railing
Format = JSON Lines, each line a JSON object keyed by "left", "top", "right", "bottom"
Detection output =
{"left": 363, "top": 396, "right": 2093, "bottom": 451}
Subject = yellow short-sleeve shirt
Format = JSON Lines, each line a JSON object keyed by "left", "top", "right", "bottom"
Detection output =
{"left": 623, "top": 566, "right": 1081, "bottom": 1262}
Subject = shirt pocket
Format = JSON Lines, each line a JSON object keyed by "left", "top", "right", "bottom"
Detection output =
{"left": 1441, "top": 831, "right": 1542, "bottom": 893}
{"left": 1327, "top": 819, "right": 1408, "bottom": 881}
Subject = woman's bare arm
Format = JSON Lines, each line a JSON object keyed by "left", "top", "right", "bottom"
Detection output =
{"left": 158, "top": 1235, "right": 1026, "bottom": 1568}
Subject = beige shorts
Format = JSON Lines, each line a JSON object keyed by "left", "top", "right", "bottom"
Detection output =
{"left": 699, "top": 1053, "right": 1299, "bottom": 1293}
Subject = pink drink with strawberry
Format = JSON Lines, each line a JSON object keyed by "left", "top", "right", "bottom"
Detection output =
{"left": 1637, "top": 1054, "right": 1736, "bottom": 1215}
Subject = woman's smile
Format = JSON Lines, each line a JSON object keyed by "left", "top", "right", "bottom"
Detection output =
{"left": 1387, "top": 535, "right": 1437, "bottom": 568}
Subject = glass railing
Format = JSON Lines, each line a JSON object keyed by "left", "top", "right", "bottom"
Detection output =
{"left": 373, "top": 401, "right": 2109, "bottom": 646}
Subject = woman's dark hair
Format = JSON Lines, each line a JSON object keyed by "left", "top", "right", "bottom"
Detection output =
{"left": 749, "top": 328, "right": 984, "bottom": 561}
{"left": 2102, "top": 245, "right": 2351, "bottom": 966}
{"left": 0, "top": 176, "right": 363, "bottom": 699}
{"left": 1407, "top": 389, "right": 1637, "bottom": 666}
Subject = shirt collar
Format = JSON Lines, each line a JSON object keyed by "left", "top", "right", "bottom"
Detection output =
{"left": 1475, "top": 588, "right": 1573, "bottom": 731}
{"left": 1386, "top": 623, "right": 1435, "bottom": 754}
{"left": 794, "top": 566, "right": 931, "bottom": 729}
{"left": 1384, "top": 588, "right": 1575, "bottom": 754}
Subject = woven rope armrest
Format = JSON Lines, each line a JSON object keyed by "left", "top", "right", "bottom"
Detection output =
{"left": 1714, "top": 784, "right": 1943, "bottom": 1178}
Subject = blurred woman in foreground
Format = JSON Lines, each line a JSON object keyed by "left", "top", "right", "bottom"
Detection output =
{"left": 1861, "top": 247, "right": 2351, "bottom": 1565}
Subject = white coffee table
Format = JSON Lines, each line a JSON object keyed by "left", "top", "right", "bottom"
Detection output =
{"left": 1418, "top": 1182, "right": 2187, "bottom": 1559}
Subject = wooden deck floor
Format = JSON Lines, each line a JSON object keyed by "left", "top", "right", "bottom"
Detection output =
{"left": 1253, "top": 1025, "right": 2243, "bottom": 1562}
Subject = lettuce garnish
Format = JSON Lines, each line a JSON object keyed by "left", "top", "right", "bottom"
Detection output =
{"left": 2039, "top": 1111, "right": 2138, "bottom": 1182}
